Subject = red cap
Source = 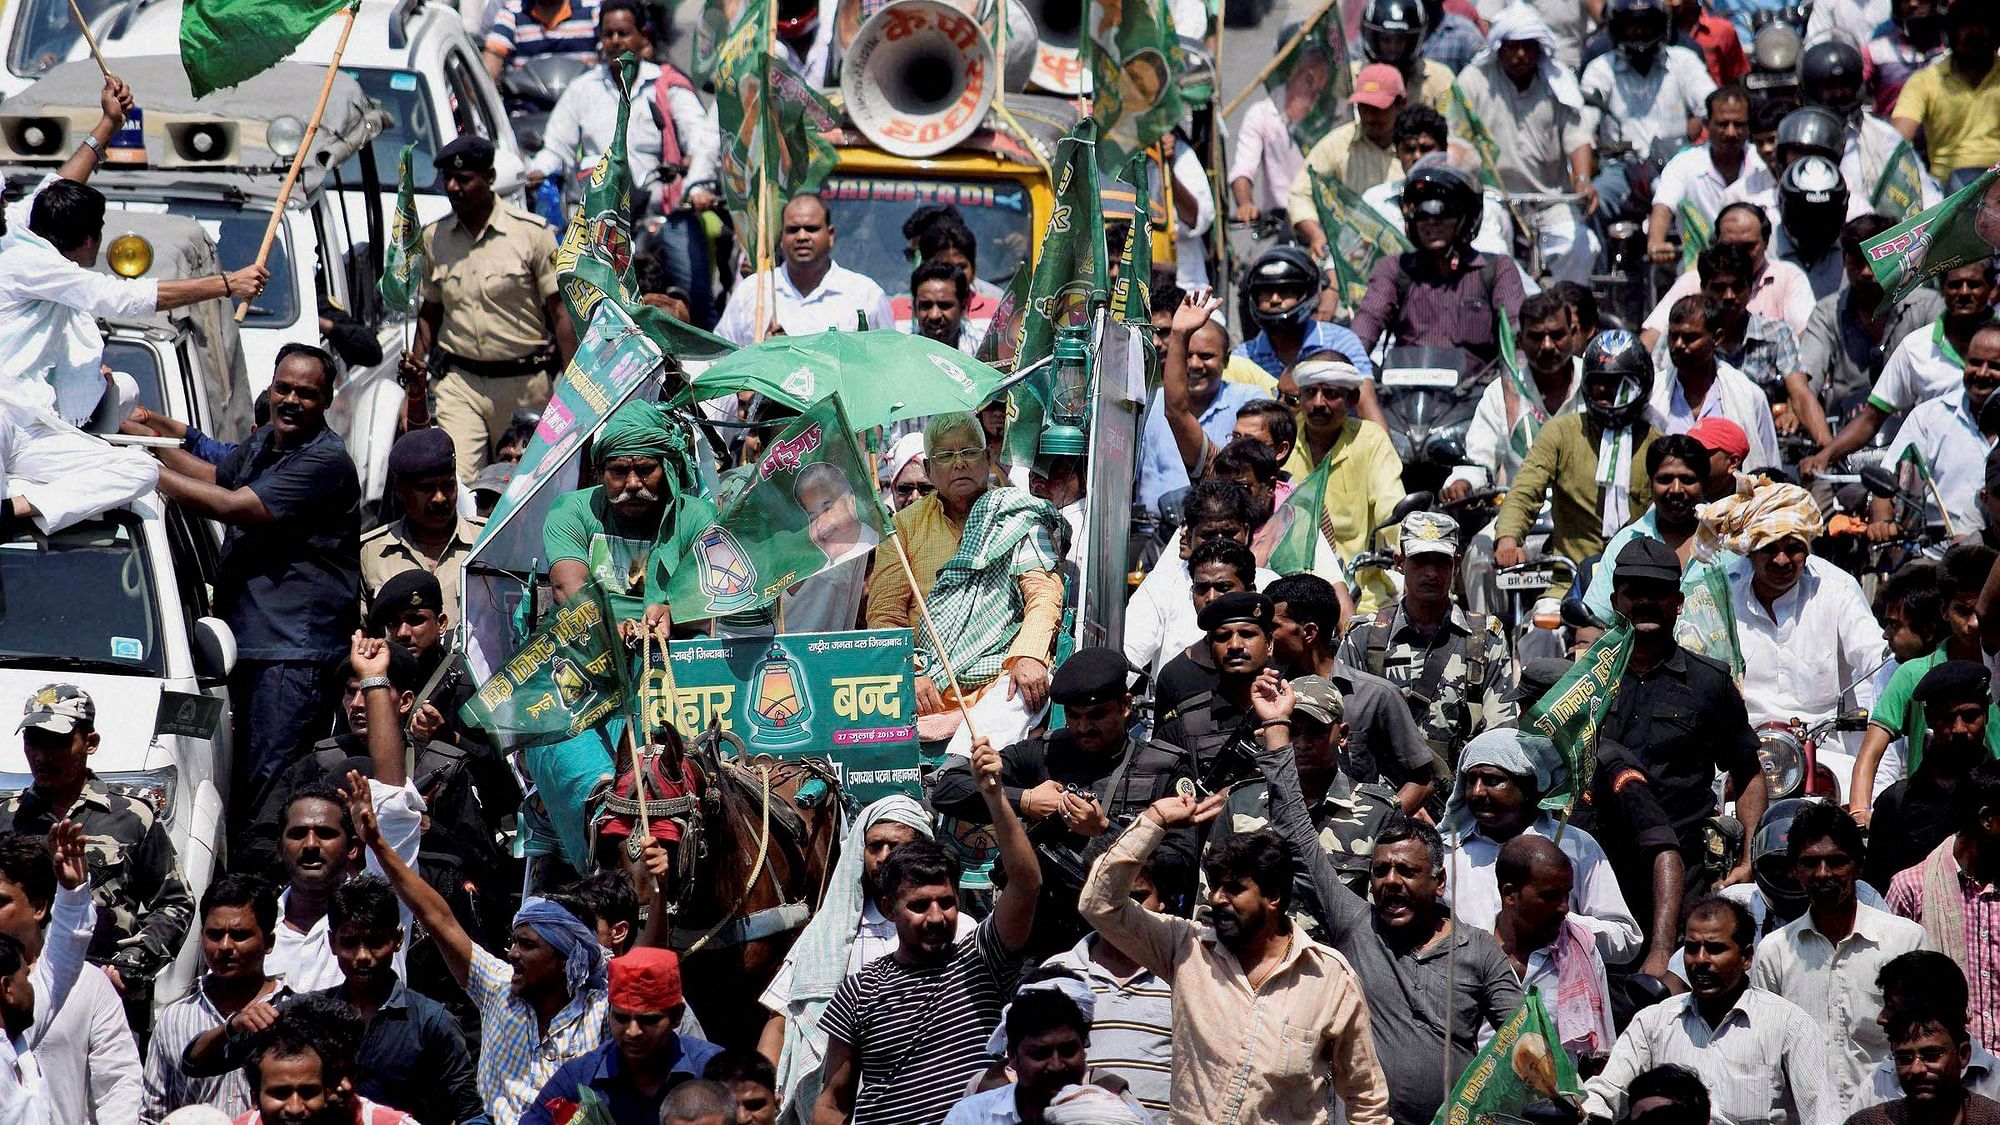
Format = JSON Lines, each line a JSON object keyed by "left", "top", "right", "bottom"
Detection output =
{"left": 1352, "top": 64, "right": 1407, "bottom": 109}
{"left": 1686, "top": 417, "right": 1749, "bottom": 461}
{"left": 609, "top": 947, "right": 684, "bottom": 1012}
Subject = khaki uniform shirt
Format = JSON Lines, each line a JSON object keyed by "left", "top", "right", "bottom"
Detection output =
{"left": 420, "top": 202, "right": 559, "bottom": 361}
{"left": 359, "top": 513, "right": 485, "bottom": 617}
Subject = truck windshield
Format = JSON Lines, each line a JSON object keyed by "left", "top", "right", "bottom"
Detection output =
{"left": 820, "top": 175, "right": 1033, "bottom": 299}
{"left": 7, "top": 0, "right": 113, "bottom": 79}
{"left": 0, "top": 511, "right": 164, "bottom": 676}
{"left": 147, "top": 201, "right": 300, "bottom": 328}
{"left": 341, "top": 68, "right": 441, "bottom": 191}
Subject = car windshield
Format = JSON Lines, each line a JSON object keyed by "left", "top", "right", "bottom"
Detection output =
{"left": 341, "top": 68, "right": 441, "bottom": 192}
{"left": 820, "top": 175, "right": 1033, "bottom": 298}
{"left": 0, "top": 511, "right": 163, "bottom": 677}
{"left": 6, "top": 0, "right": 114, "bottom": 79}
{"left": 140, "top": 201, "right": 300, "bottom": 327}
{"left": 104, "top": 340, "right": 166, "bottom": 417}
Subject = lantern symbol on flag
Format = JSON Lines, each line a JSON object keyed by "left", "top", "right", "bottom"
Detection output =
{"left": 747, "top": 644, "right": 813, "bottom": 748}
{"left": 695, "top": 526, "right": 759, "bottom": 614}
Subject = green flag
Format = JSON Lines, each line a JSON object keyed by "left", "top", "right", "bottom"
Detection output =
{"left": 1267, "top": 453, "right": 1336, "bottom": 575}
{"left": 1678, "top": 200, "right": 1713, "bottom": 272}
{"left": 179, "top": 0, "right": 350, "bottom": 98}
{"left": 1863, "top": 167, "right": 2000, "bottom": 310}
{"left": 1261, "top": 2, "right": 1354, "bottom": 153}
{"left": 656, "top": 395, "right": 887, "bottom": 619}
{"left": 715, "top": 2, "right": 841, "bottom": 256}
{"left": 1446, "top": 82, "right": 1505, "bottom": 192}
{"left": 460, "top": 582, "right": 629, "bottom": 751}
{"left": 1523, "top": 620, "right": 1636, "bottom": 811}
{"left": 689, "top": 0, "right": 737, "bottom": 87}
{"left": 1495, "top": 310, "right": 1550, "bottom": 460}
{"left": 1089, "top": 0, "right": 1184, "bottom": 171}
{"left": 1309, "top": 168, "right": 1409, "bottom": 313}
{"left": 1005, "top": 119, "right": 1108, "bottom": 467}
{"left": 1429, "top": 991, "right": 1584, "bottom": 1125}
{"left": 975, "top": 263, "right": 1032, "bottom": 372}
{"left": 1870, "top": 139, "right": 1929, "bottom": 221}
{"left": 1676, "top": 564, "right": 1743, "bottom": 682}
{"left": 378, "top": 143, "right": 424, "bottom": 316}
{"left": 552, "top": 54, "right": 640, "bottom": 329}
{"left": 1112, "top": 152, "right": 1153, "bottom": 327}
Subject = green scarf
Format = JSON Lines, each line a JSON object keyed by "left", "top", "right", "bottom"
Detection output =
{"left": 916, "top": 487, "right": 1064, "bottom": 690}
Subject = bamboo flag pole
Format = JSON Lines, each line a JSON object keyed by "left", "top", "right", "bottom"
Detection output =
{"left": 751, "top": 0, "right": 779, "bottom": 346}
{"left": 1218, "top": 0, "right": 1339, "bottom": 119}
{"left": 887, "top": 530, "right": 983, "bottom": 745}
{"left": 65, "top": 0, "right": 112, "bottom": 78}
{"left": 235, "top": 2, "right": 361, "bottom": 324}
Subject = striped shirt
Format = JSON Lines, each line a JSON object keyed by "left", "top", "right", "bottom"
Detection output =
{"left": 1044, "top": 937, "right": 1175, "bottom": 1115}
{"left": 465, "top": 944, "right": 609, "bottom": 1125}
{"left": 1887, "top": 851, "right": 2000, "bottom": 1053}
{"left": 483, "top": 0, "right": 600, "bottom": 62}
{"left": 141, "top": 976, "right": 292, "bottom": 1124}
{"left": 820, "top": 914, "right": 1025, "bottom": 1125}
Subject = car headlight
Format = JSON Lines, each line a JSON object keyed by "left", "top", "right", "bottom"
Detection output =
{"left": 99, "top": 767, "right": 179, "bottom": 826}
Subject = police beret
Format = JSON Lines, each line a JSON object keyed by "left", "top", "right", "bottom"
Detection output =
{"left": 433, "top": 135, "right": 496, "bottom": 173}
{"left": 1049, "top": 647, "right": 1132, "bottom": 707}
{"left": 387, "top": 427, "right": 456, "bottom": 477}
{"left": 1506, "top": 657, "right": 1574, "bottom": 705}
{"left": 1197, "top": 590, "right": 1274, "bottom": 633}
{"left": 370, "top": 570, "right": 444, "bottom": 632}
{"left": 1913, "top": 660, "right": 1992, "bottom": 707}
{"left": 1612, "top": 536, "right": 1681, "bottom": 585}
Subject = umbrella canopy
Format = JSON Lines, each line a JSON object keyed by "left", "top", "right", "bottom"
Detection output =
{"left": 671, "top": 330, "right": 1020, "bottom": 430}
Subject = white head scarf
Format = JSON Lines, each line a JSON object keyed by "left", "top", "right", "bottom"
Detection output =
{"left": 1468, "top": 3, "right": 1586, "bottom": 112}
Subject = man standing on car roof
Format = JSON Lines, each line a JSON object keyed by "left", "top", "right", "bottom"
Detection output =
{"left": 0, "top": 683, "right": 194, "bottom": 1034}
{"left": 402, "top": 135, "right": 575, "bottom": 485}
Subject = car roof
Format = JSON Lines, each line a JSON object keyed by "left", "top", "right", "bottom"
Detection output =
{"left": 102, "top": 0, "right": 463, "bottom": 70}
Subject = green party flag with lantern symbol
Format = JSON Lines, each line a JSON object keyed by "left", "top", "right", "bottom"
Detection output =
{"left": 1870, "top": 139, "right": 1929, "bottom": 221}
{"left": 1523, "top": 619, "right": 1636, "bottom": 813}
{"left": 1495, "top": 310, "right": 1552, "bottom": 460}
{"left": 1266, "top": 453, "right": 1339, "bottom": 576}
{"left": 460, "top": 581, "right": 630, "bottom": 752}
{"left": 1309, "top": 168, "right": 1409, "bottom": 314}
{"left": 1262, "top": 2, "right": 1354, "bottom": 152}
{"left": 1089, "top": 0, "right": 1184, "bottom": 172}
{"left": 1111, "top": 151, "right": 1153, "bottom": 327}
{"left": 180, "top": 0, "right": 351, "bottom": 98}
{"left": 1428, "top": 991, "right": 1584, "bottom": 1125}
{"left": 1862, "top": 167, "right": 2000, "bottom": 310}
{"left": 378, "top": 143, "right": 425, "bottom": 315}
{"left": 553, "top": 53, "right": 640, "bottom": 329}
{"left": 714, "top": 0, "right": 841, "bottom": 258}
{"left": 1004, "top": 119, "right": 1108, "bottom": 468}
{"left": 976, "top": 262, "right": 1033, "bottom": 372}
{"left": 655, "top": 394, "right": 887, "bottom": 620}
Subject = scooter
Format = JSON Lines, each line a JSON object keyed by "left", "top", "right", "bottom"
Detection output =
{"left": 1375, "top": 345, "right": 1493, "bottom": 497}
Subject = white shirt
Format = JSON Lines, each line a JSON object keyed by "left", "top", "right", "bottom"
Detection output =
{"left": 1171, "top": 145, "right": 1215, "bottom": 290}
{"left": 1666, "top": 881, "right": 1891, "bottom": 984}
{"left": 1870, "top": 319, "right": 1967, "bottom": 414}
{"left": 1583, "top": 987, "right": 1837, "bottom": 1125}
{"left": 1644, "top": 259, "right": 1819, "bottom": 339}
{"left": 1443, "top": 361, "right": 1585, "bottom": 490}
{"left": 1450, "top": 813, "right": 1644, "bottom": 965}
{"left": 1648, "top": 360, "right": 1782, "bottom": 471}
{"left": 0, "top": 176, "right": 160, "bottom": 425}
{"left": 1729, "top": 554, "right": 1886, "bottom": 731}
{"left": 1580, "top": 45, "right": 1716, "bottom": 158}
{"left": 1228, "top": 97, "right": 1304, "bottom": 217}
{"left": 1864, "top": 1041, "right": 2000, "bottom": 1107}
{"left": 32, "top": 964, "right": 138, "bottom": 1125}
{"left": 1749, "top": 902, "right": 1932, "bottom": 1115}
{"left": 266, "top": 779, "right": 426, "bottom": 992}
{"left": 1885, "top": 388, "right": 1994, "bottom": 535}
{"left": 1718, "top": 158, "right": 1785, "bottom": 223}
{"left": 1656, "top": 146, "right": 1771, "bottom": 234}
{"left": 715, "top": 260, "right": 896, "bottom": 346}
{"left": 1805, "top": 0, "right": 1889, "bottom": 43}
{"left": 944, "top": 1082, "right": 1154, "bottom": 1125}
{"left": 1121, "top": 542, "right": 1280, "bottom": 680}
{"left": 530, "top": 60, "right": 661, "bottom": 189}
{"left": 2, "top": 883, "right": 93, "bottom": 1125}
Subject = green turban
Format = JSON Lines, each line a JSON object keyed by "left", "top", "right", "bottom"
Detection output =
{"left": 594, "top": 399, "right": 686, "bottom": 468}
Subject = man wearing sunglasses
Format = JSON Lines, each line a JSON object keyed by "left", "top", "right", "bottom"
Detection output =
{"left": 1279, "top": 353, "right": 1406, "bottom": 613}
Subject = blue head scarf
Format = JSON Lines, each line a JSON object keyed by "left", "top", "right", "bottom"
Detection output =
{"left": 513, "top": 896, "right": 608, "bottom": 996}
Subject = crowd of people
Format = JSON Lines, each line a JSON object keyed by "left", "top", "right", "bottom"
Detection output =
{"left": 0, "top": 0, "right": 1998, "bottom": 1122}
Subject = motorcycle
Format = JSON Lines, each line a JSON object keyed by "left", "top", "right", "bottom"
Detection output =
{"left": 1375, "top": 345, "right": 1493, "bottom": 497}
{"left": 1749, "top": 714, "right": 1866, "bottom": 801}
{"left": 1494, "top": 555, "right": 1576, "bottom": 664}
{"left": 500, "top": 54, "right": 592, "bottom": 157}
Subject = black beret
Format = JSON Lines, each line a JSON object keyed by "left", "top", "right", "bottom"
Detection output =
{"left": 1049, "top": 647, "right": 1132, "bottom": 707}
{"left": 370, "top": 570, "right": 444, "bottom": 632}
{"left": 1197, "top": 590, "right": 1274, "bottom": 633}
{"left": 433, "top": 134, "right": 496, "bottom": 173}
{"left": 1913, "top": 660, "right": 1992, "bottom": 707}
{"left": 388, "top": 427, "right": 456, "bottom": 477}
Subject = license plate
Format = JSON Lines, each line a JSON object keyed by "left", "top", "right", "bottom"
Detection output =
{"left": 1379, "top": 366, "right": 1459, "bottom": 389}
{"left": 1495, "top": 570, "right": 1557, "bottom": 590}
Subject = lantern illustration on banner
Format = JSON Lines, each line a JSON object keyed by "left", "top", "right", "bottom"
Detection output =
{"left": 746, "top": 643, "right": 813, "bottom": 748}
{"left": 695, "top": 525, "right": 760, "bottom": 614}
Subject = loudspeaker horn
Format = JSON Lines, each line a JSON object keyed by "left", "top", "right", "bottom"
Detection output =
{"left": 841, "top": 0, "right": 997, "bottom": 158}
{"left": 1022, "top": 0, "right": 1084, "bottom": 94}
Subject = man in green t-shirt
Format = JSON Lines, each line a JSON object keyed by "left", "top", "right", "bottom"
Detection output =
{"left": 1853, "top": 544, "right": 2000, "bottom": 824}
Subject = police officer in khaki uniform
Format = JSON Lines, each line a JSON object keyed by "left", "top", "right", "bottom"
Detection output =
{"left": 360, "top": 428, "right": 485, "bottom": 616}
{"left": 1336, "top": 510, "right": 1516, "bottom": 771}
{"left": 402, "top": 135, "right": 575, "bottom": 483}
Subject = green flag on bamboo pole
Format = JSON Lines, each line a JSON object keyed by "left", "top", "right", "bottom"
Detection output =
{"left": 179, "top": 0, "right": 350, "bottom": 97}
{"left": 1523, "top": 621, "right": 1636, "bottom": 812}
{"left": 378, "top": 143, "right": 424, "bottom": 315}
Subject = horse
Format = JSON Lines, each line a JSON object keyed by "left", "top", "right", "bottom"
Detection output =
{"left": 597, "top": 722, "right": 844, "bottom": 1051}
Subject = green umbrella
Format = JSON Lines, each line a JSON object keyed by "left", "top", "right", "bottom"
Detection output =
{"left": 670, "top": 330, "right": 1023, "bottom": 431}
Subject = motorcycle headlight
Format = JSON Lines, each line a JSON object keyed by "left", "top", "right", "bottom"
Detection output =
{"left": 99, "top": 767, "right": 179, "bottom": 826}
{"left": 1755, "top": 729, "right": 1804, "bottom": 799}
{"left": 1425, "top": 422, "right": 1470, "bottom": 466}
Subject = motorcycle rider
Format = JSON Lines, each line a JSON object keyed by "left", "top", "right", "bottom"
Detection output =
{"left": 1580, "top": 0, "right": 1717, "bottom": 227}
{"left": 1865, "top": 0, "right": 1949, "bottom": 119}
{"left": 1871, "top": 325, "right": 2000, "bottom": 540}
{"left": 1281, "top": 354, "right": 1407, "bottom": 612}
{"left": 1649, "top": 85, "right": 1766, "bottom": 267}
{"left": 1799, "top": 36, "right": 1943, "bottom": 218}
{"left": 1234, "top": 247, "right": 1375, "bottom": 384}
{"left": 1351, "top": 159, "right": 1526, "bottom": 366}
{"left": 1773, "top": 154, "right": 1851, "bottom": 301}
{"left": 1358, "top": 0, "right": 1457, "bottom": 113}
{"left": 1650, "top": 294, "right": 1783, "bottom": 471}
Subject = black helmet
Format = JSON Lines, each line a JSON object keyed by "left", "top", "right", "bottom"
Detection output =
{"left": 1607, "top": 0, "right": 1669, "bottom": 66}
{"left": 1774, "top": 105, "right": 1845, "bottom": 165}
{"left": 1799, "top": 38, "right": 1865, "bottom": 119}
{"left": 1751, "top": 797, "right": 1823, "bottom": 923}
{"left": 1245, "top": 245, "right": 1324, "bottom": 332}
{"left": 1580, "top": 329, "right": 1653, "bottom": 428}
{"left": 1400, "top": 157, "right": 1482, "bottom": 247}
{"left": 1361, "top": 0, "right": 1426, "bottom": 69}
{"left": 1780, "top": 154, "right": 1849, "bottom": 254}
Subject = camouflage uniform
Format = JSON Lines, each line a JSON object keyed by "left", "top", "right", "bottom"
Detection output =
{"left": 1218, "top": 771, "right": 1398, "bottom": 901}
{"left": 0, "top": 771, "right": 194, "bottom": 985}
{"left": 1337, "top": 603, "right": 1517, "bottom": 767}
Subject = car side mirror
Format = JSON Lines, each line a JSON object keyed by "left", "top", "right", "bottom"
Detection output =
{"left": 193, "top": 617, "right": 236, "bottom": 685}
